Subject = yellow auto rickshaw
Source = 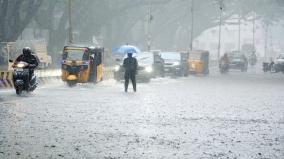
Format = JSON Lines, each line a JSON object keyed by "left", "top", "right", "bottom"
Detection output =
{"left": 187, "top": 50, "right": 209, "bottom": 75}
{"left": 61, "top": 46, "right": 104, "bottom": 86}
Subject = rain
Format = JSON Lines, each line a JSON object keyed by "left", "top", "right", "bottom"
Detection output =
{"left": 0, "top": 0, "right": 284, "bottom": 158}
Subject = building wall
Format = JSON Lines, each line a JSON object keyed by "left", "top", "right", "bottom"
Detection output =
{"left": 193, "top": 19, "right": 284, "bottom": 59}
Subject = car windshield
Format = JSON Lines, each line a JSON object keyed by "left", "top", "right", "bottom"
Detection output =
{"left": 136, "top": 54, "right": 153, "bottom": 64}
{"left": 228, "top": 54, "right": 242, "bottom": 60}
{"left": 63, "top": 49, "right": 89, "bottom": 60}
{"left": 189, "top": 53, "right": 201, "bottom": 60}
{"left": 278, "top": 54, "right": 284, "bottom": 59}
{"left": 122, "top": 53, "right": 153, "bottom": 65}
{"left": 161, "top": 52, "right": 180, "bottom": 61}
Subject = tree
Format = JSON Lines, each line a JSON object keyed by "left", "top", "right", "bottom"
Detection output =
{"left": 0, "top": 0, "right": 43, "bottom": 42}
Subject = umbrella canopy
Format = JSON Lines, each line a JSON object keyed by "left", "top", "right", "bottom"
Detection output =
{"left": 112, "top": 45, "right": 141, "bottom": 54}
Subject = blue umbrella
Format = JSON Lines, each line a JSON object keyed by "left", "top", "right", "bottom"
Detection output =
{"left": 112, "top": 45, "right": 141, "bottom": 54}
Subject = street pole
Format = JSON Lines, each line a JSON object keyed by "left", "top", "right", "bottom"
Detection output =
{"left": 189, "top": 0, "right": 194, "bottom": 51}
{"left": 217, "top": 0, "right": 223, "bottom": 60}
{"left": 68, "top": 0, "right": 73, "bottom": 44}
{"left": 252, "top": 13, "right": 255, "bottom": 51}
{"left": 147, "top": 0, "right": 152, "bottom": 51}
{"left": 264, "top": 23, "right": 268, "bottom": 61}
{"left": 238, "top": 10, "right": 241, "bottom": 53}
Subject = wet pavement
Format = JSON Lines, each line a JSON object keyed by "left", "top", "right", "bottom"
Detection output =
{"left": 0, "top": 69, "right": 284, "bottom": 159}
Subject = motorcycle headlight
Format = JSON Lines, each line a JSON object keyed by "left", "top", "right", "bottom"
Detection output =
{"left": 145, "top": 66, "right": 153, "bottom": 73}
{"left": 114, "top": 65, "right": 120, "bottom": 72}
{"left": 63, "top": 65, "right": 68, "bottom": 70}
{"left": 17, "top": 63, "right": 25, "bottom": 68}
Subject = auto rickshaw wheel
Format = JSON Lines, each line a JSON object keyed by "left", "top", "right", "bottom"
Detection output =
{"left": 203, "top": 69, "right": 209, "bottom": 75}
{"left": 67, "top": 80, "right": 77, "bottom": 87}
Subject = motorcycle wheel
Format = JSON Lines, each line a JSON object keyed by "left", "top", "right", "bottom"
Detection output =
{"left": 16, "top": 88, "right": 22, "bottom": 95}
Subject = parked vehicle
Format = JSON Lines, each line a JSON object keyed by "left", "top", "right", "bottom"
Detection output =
{"left": 61, "top": 46, "right": 104, "bottom": 86}
{"left": 34, "top": 43, "right": 52, "bottom": 68}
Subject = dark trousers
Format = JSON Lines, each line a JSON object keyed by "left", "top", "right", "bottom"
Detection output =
{"left": 124, "top": 70, "right": 136, "bottom": 92}
{"left": 29, "top": 70, "right": 34, "bottom": 81}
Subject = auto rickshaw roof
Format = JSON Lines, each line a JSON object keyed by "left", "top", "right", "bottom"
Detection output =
{"left": 63, "top": 46, "right": 88, "bottom": 51}
{"left": 63, "top": 45, "right": 103, "bottom": 53}
{"left": 188, "top": 50, "right": 209, "bottom": 55}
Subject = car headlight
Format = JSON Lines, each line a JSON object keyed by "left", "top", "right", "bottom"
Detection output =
{"left": 145, "top": 66, "right": 153, "bottom": 73}
{"left": 114, "top": 65, "right": 120, "bottom": 72}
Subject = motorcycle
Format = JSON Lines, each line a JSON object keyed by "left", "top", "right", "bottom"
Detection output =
{"left": 262, "top": 62, "right": 274, "bottom": 73}
{"left": 9, "top": 60, "right": 37, "bottom": 95}
{"left": 219, "top": 61, "right": 229, "bottom": 74}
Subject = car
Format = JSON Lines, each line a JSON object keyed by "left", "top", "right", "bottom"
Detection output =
{"left": 272, "top": 53, "right": 284, "bottom": 73}
{"left": 160, "top": 52, "right": 184, "bottom": 77}
{"left": 113, "top": 52, "right": 164, "bottom": 82}
{"left": 227, "top": 51, "right": 248, "bottom": 72}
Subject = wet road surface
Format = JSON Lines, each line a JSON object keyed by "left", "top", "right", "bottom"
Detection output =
{"left": 0, "top": 70, "right": 284, "bottom": 159}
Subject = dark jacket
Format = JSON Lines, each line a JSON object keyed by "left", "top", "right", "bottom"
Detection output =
{"left": 123, "top": 57, "right": 138, "bottom": 72}
{"left": 16, "top": 54, "right": 39, "bottom": 69}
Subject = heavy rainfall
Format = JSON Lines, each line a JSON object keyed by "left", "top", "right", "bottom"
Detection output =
{"left": 0, "top": 0, "right": 284, "bottom": 158}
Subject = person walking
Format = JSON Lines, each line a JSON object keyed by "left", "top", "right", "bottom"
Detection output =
{"left": 123, "top": 52, "right": 138, "bottom": 92}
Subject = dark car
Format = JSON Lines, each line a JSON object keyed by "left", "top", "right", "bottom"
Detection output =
{"left": 113, "top": 52, "right": 164, "bottom": 82}
{"left": 271, "top": 53, "right": 284, "bottom": 73}
{"left": 160, "top": 52, "right": 185, "bottom": 76}
{"left": 227, "top": 51, "right": 248, "bottom": 72}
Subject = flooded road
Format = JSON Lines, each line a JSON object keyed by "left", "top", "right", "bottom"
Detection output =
{"left": 0, "top": 70, "right": 284, "bottom": 159}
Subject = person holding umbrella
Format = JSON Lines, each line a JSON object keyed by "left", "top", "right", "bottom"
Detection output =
{"left": 123, "top": 52, "right": 138, "bottom": 92}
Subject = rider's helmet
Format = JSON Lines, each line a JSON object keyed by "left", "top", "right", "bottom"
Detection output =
{"left": 23, "top": 47, "right": 32, "bottom": 57}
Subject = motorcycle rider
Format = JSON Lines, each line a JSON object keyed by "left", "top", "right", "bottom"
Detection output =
{"left": 219, "top": 53, "right": 230, "bottom": 72}
{"left": 123, "top": 52, "right": 138, "bottom": 92}
{"left": 220, "top": 53, "right": 230, "bottom": 65}
{"left": 15, "top": 47, "right": 39, "bottom": 81}
{"left": 249, "top": 51, "right": 257, "bottom": 66}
